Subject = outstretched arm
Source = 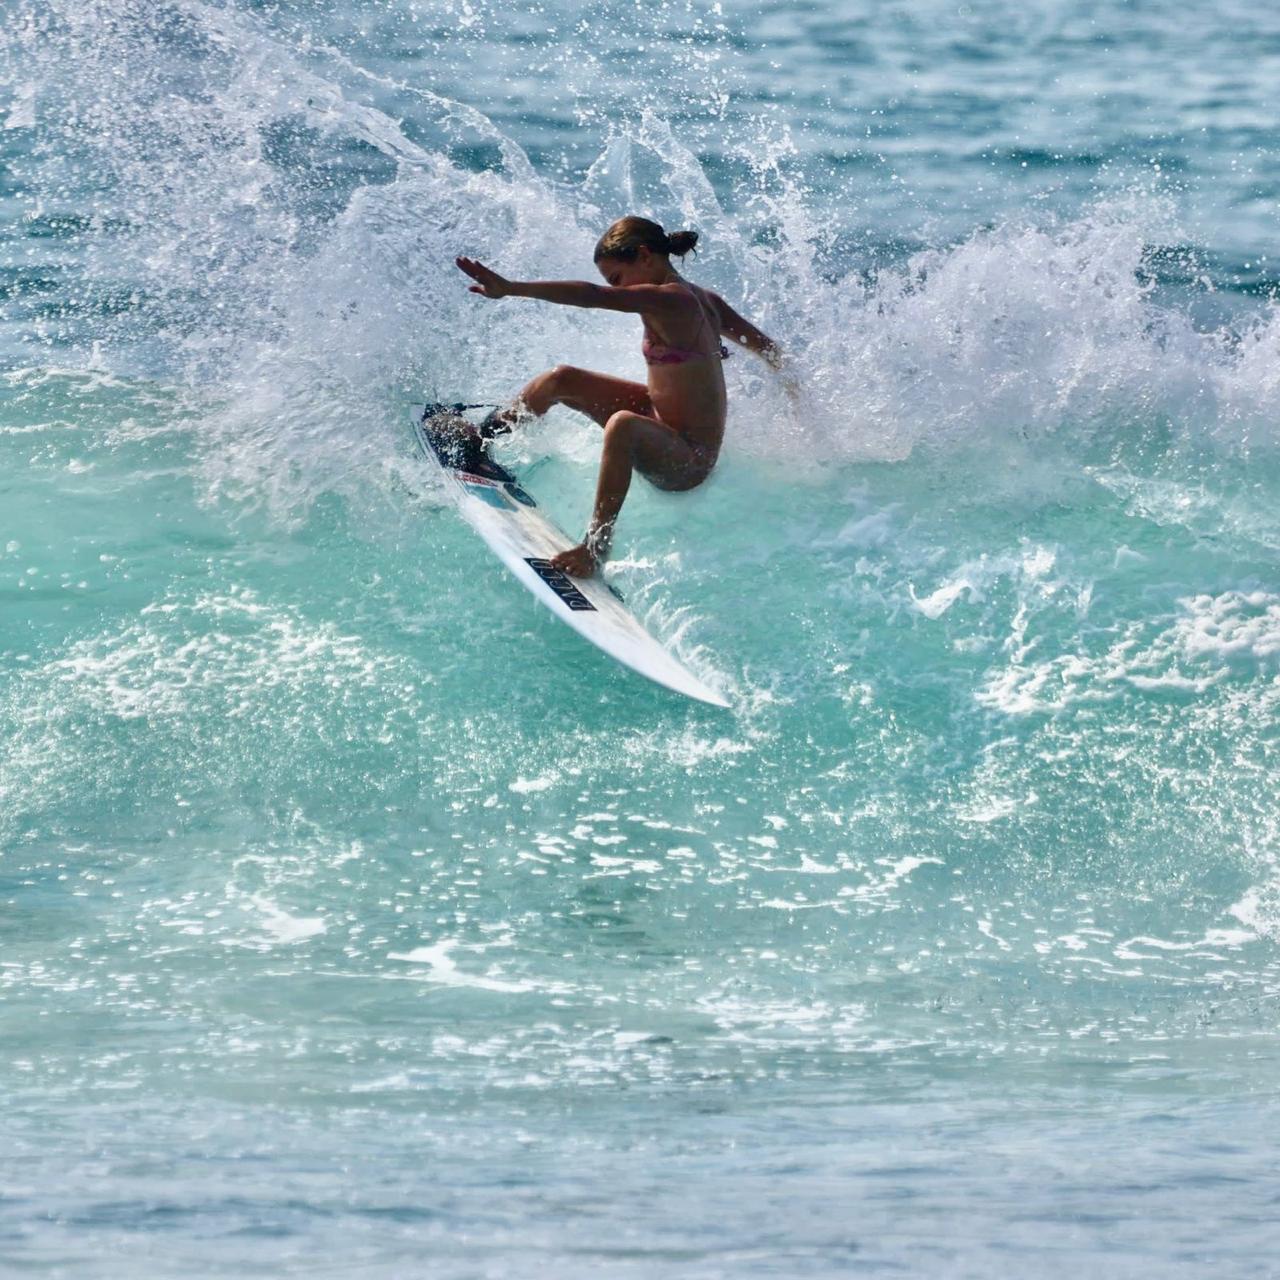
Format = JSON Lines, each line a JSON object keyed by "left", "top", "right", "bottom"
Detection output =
{"left": 456, "top": 257, "right": 690, "bottom": 318}
{"left": 711, "top": 293, "right": 785, "bottom": 370}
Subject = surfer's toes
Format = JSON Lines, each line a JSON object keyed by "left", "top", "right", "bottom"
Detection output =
{"left": 478, "top": 408, "right": 511, "bottom": 439}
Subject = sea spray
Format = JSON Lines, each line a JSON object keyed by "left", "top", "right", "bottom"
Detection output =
{"left": 4, "top": 1, "right": 1280, "bottom": 1274}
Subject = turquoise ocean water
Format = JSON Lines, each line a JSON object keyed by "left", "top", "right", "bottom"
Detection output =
{"left": 3, "top": 2, "right": 1280, "bottom": 1274}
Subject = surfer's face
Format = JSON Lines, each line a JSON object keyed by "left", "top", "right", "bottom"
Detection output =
{"left": 596, "top": 246, "right": 662, "bottom": 287}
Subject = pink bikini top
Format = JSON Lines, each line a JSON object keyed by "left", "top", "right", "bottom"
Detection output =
{"left": 642, "top": 285, "right": 730, "bottom": 366}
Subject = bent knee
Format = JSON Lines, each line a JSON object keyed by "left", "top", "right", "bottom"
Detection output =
{"left": 548, "top": 363, "right": 587, "bottom": 390}
{"left": 603, "top": 410, "right": 642, "bottom": 443}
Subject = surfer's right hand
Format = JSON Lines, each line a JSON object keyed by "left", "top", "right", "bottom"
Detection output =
{"left": 456, "top": 256, "right": 511, "bottom": 299}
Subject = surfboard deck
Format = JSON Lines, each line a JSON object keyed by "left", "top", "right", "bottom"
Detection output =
{"left": 413, "top": 404, "right": 729, "bottom": 708}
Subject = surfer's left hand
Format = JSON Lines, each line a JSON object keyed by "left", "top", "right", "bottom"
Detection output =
{"left": 550, "top": 542, "right": 598, "bottom": 578}
{"left": 456, "top": 256, "right": 511, "bottom": 299}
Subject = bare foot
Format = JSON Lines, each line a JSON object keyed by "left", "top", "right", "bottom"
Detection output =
{"left": 550, "top": 542, "right": 598, "bottom": 578}
{"left": 479, "top": 402, "right": 531, "bottom": 439}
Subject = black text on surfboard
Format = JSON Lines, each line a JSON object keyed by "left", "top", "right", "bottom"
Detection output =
{"left": 524, "top": 558, "right": 597, "bottom": 612}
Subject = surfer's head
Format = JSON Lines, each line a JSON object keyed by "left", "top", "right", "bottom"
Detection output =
{"left": 594, "top": 216, "right": 698, "bottom": 284}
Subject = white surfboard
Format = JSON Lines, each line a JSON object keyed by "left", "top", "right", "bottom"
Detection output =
{"left": 413, "top": 404, "right": 729, "bottom": 708}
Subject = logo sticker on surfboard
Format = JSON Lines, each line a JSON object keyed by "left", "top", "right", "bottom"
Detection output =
{"left": 524, "top": 558, "right": 597, "bottom": 612}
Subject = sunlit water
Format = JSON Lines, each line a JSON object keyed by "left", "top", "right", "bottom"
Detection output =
{"left": 3, "top": 2, "right": 1280, "bottom": 1275}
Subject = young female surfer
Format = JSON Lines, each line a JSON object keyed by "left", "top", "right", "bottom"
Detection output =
{"left": 455, "top": 216, "right": 783, "bottom": 578}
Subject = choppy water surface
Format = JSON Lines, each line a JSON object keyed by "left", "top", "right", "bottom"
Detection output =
{"left": 3, "top": 2, "right": 1280, "bottom": 1275}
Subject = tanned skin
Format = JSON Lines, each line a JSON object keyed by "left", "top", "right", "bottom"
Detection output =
{"left": 456, "top": 245, "right": 783, "bottom": 578}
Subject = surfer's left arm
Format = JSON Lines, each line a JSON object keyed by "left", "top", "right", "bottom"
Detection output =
{"left": 710, "top": 293, "right": 786, "bottom": 371}
{"left": 711, "top": 291, "right": 802, "bottom": 406}
{"left": 455, "top": 258, "right": 685, "bottom": 316}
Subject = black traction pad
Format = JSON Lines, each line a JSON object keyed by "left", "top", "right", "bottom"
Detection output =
{"left": 420, "top": 404, "right": 517, "bottom": 484}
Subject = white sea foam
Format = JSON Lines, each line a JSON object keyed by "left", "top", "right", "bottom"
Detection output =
{"left": 13, "top": 0, "right": 1280, "bottom": 541}
{"left": 388, "top": 939, "right": 565, "bottom": 994}
{"left": 1174, "top": 591, "right": 1280, "bottom": 662}
{"left": 975, "top": 589, "right": 1280, "bottom": 717}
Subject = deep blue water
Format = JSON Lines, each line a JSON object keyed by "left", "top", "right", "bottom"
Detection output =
{"left": 3, "top": 2, "right": 1280, "bottom": 1275}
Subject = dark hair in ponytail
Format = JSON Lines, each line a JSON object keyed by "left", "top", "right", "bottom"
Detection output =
{"left": 593, "top": 215, "right": 700, "bottom": 262}
{"left": 664, "top": 229, "right": 699, "bottom": 257}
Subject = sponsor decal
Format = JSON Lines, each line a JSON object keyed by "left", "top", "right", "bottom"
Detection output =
{"left": 524, "top": 558, "right": 597, "bottom": 612}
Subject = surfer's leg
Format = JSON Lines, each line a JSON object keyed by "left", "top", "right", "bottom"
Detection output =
{"left": 485, "top": 366, "right": 651, "bottom": 435}
{"left": 550, "top": 411, "right": 710, "bottom": 578}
